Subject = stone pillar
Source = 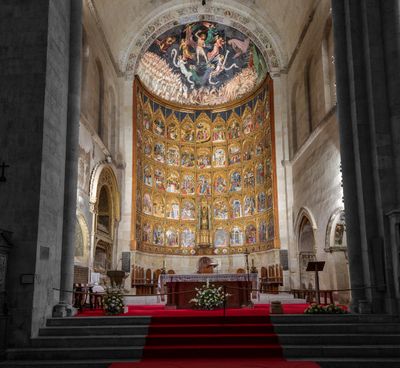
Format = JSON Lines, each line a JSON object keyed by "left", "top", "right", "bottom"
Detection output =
{"left": 53, "top": 0, "right": 82, "bottom": 317}
{"left": 0, "top": 230, "right": 13, "bottom": 359}
{"left": 332, "top": 0, "right": 400, "bottom": 313}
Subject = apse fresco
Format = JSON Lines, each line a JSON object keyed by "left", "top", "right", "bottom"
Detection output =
{"left": 134, "top": 76, "right": 277, "bottom": 255}
{"left": 137, "top": 21, "right": 267, "bottom": 106}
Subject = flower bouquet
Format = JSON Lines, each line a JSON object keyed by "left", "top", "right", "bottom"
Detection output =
{"left": 103, "top": 287, "right": 125, "bottom": 315}
{"left": 190, "top": 280, "right": 230, "bottom": 310}
{"left": 304, "top": 303, "right": 347, "bottom": 314}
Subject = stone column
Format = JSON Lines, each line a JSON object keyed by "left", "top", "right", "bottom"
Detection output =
{"left": 331, "top": 0, "right": 367, "bottom": 312}
{"left": 53, "top": 0, "right": 82, "bottom": 317}
{"left": 332, "top": 0, "right": 400, "bottom": 313}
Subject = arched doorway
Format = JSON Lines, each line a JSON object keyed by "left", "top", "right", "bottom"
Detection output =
{"left": 89, "top": 163, "right": 120, "bottom": 281}
{"left": 296, "top": 209, "right": 317, "bottom": 290}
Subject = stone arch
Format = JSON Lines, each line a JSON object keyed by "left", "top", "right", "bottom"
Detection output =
{"left": 89, "top": 162, "right": 121, "bottom": 274}
{"left": 294, "top": 208, "right": 317, "bottom": 289}
{"left": 74, "top": 213, "right": 90, "bottom": 263}
{"left": 89, "top": 162, "right": 120, "bottom": 222}
{"left": 324, "top": 208, "right": 350, "bottom": 303}
{"left": 120, "top": 0, "right": 286, "bottom": 78}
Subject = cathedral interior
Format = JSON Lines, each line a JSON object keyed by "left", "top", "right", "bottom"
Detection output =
{"left": 1, "top": 0, "right": 400, "bottom": 363}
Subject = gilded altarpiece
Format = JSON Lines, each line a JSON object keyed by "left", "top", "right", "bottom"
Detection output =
{"left": 132, "top": 76, "right": 279, "bottom": 255}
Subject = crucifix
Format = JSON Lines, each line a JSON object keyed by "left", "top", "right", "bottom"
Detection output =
{"left": 0, "top": 162, "right": 10, "bottom": 182}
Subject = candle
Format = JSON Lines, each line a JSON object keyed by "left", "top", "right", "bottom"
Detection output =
{"left": 163, "top": 260, "right": 166, "bottom": 268}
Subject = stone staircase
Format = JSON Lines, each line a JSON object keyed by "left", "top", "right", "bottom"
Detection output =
{"left": 1, "top": 316, "right": 150, "bottom": 367}
{"left": 0, "top": 314, "right": 400, "bottom": 367}
{"left": 271, "top": 314, "right": 400, "bottom": 367}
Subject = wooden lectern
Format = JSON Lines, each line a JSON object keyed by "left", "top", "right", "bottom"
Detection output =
{"left": 306, "top": 261, "right": 325, "bottom": 304}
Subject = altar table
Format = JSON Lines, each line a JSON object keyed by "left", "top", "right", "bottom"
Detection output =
{"left": 159, "top": 274, "right": 257, "bottom": 309}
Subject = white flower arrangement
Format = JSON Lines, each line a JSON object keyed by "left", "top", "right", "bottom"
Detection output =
{"left": 190, "top": 280, "right": 230, "bottom": 310}
{"left": 103, "top": 288, "right": 125, "bottom": 315}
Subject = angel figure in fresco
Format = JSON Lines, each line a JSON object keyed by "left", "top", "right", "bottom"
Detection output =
{"left": 203, "top": 22, "right": 218, "bottom": 45}
{"left": 227, "top": 37, "right": 250, "bottom": 58}
{"left": 194, "top": 30, "right": 208, "bottom": 64}
{"left": 207, "top": 35, "right": 225, "bottom": 61}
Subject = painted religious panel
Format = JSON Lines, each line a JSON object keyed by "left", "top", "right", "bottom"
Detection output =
{"left": 259, "top": 220, "right": 267, "bottom": 242}
{"left": 197, "top": 149, "right": 211, "bottom": 169}
{"left": 196, "top": 119, "right": 211, "bottom": 143}
{"left": 181, "top": 174, "right": 195, "bottom": 195}
{"left": 229, "top": 170, "right": 242, "bottom": 192}
{"left": 228, "top": 144, "right": 241, "bottom": 165}
{"left": 166, "top": 228, "right": 179, "bottom": 247}
{"left": 257, "top": 192, "right": 266, "bottom": 212}
{"left": 166, "top": 200, "right": 180, "bottom": 220}
{"left": 143, "top": 165, "right": 153, "bottom": 187}
{"left": 152, "top": 111, "right": 165, "bottom": 137}
{"left": 153, "top": 195, "right": 165, "bottom": 217}
{"left": 231, "top": 198, "right": 242, "bottom": 218}
{"left": 181, "top": 200, "right": 196, "bottom": 220}
{"left": 245, "top": 224, "right": 257, "bottom": 244}
{"left": 255, "top": 136, "right": 264, "bottom": 156}
{"left": 267, "top": 188, "right": 273, "bottom": 210}
{"left": 244, "top": 196, "right": 255, "bottom": 216}
{"left": 154, "top": 168, "right": 165, "bottom": 191}
{"left": 256, "top": 162, "right": 265, "bottom": 185}
{"left": 212, "top": 147, "right": 226, "bottom": 167}
{"left": 153, "top": 225, "right": 164, "bottom": 246}
{"left": 230, "top": 226, "right": 243, "bottom": 246}
{"left": 197, "top": 174, "right": 211, "bottom": 196}
{"left": 181, "top": 149, "right": 195, "bottom": 168}
{"left": 267, "top": 216, "right": 274, "bottom": 240}
{"left": 143, "top": 223, "right": 152, "bottom": 243}
{"left": 255, "top": 99, "right": 265, "bottom": 128}
{"left": 242, "top": 108, "right": 255, "bottom": 135}
{"left": 153, "top": 142, "right": 165, "bottom": 163}
{"left": 212, "top": 118, "right": 226, "bottom": 142}
{"left": 243, "top": 140, "right": 253, "bottom": 161}
{"left": 143, "top": 193, "right": 152, "bottom": 215}
{"left": 213, "top": 199, "right": 228, "bottom": 220}
{"left": 181, "top": 227, "right": 195, "bottom": 247}
{"left": 136, "top": 21, "right": 267, "bottom": 106}
{"left": 166, "top": 171, "right": 179, "bottom": 193}
{"left": 143, "top": 107, "right": 152, "bottom": 131}
{"left": 228, "top": 116, "right": 241, "bottom": 140}
{"left": 143, "top": 136, "right": 152, "bottom": 157}
{"left": 166, "top": 146, "right": 180, "bottom": 166}
{"left": 244, "top": 168, "right": 255, "bottom": 188}
{"left": 181, "top": 119, "right": 195, "bottom": 143}
{"left": 213, "top": 174, "right": 227, "bottom": 194}
{"left": 167, "top": 115, "right": 179, "bottom": 140}
{"left": 214, "top": 228, "right": 229, "bottom": 247}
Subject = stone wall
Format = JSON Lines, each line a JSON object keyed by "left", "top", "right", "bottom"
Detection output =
{"left": 0, "top": 0, "right": 71, "bottom": 344}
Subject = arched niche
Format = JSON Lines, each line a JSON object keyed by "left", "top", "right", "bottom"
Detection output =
{"left": 295, "top": 208, "right": 317, "bottom": 289}
{"left": 74, "top": 213, "right": 90, "bottom": 264}
{"left": 89, "top": 163, "right": 120, "bottom": 275}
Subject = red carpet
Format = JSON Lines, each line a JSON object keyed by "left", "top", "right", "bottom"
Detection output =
{"left": 101, "top": 305, "right": 319, "bottom": 368}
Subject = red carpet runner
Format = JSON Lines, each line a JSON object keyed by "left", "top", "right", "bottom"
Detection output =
{"left": 105, "top": 305, "right": 319, "bottom": 368}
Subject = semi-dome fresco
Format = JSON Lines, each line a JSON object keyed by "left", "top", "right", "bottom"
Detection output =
{"left": 137, "top": 21, "right": 267, "bottom": 106}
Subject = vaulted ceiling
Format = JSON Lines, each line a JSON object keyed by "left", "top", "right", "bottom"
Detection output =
{"left": 89, "top": 0, "right": 317, "bottom": 76}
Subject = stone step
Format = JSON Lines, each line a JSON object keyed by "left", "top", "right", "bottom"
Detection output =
{"left": 46, "top": 316, "right": 151, "bottom": 327}
{"left": 270, "top": 314, "right": 400, "bottom": 324}
{"left": 312, "top": 358, "right": 400, "bottom": 368}
{"left": 38, "top": 325, "right": 149, "bottom": 336}
{"left": 283, "top": 345, "right": 400, "bottom": 358}
{"left": 279, "top": 333, "right": 400, "bottom": 345}
{"left": 6, "top": 346, "right": 143, "bottom": 361}
{"left": 273, "top": 323, "right": 400, "bottom": 334}
{"left": 31, "top": 335, "right": 147, "bottom": 348}
{"left": 0, "top": 359, "right": 136, "bottom": 368}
